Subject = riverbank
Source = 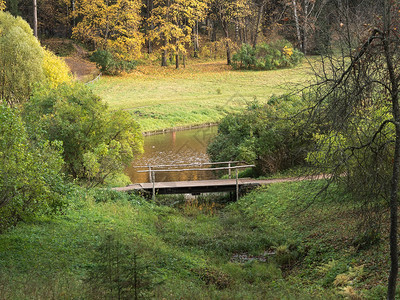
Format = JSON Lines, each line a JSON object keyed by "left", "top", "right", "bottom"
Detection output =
{"left": 142, "top": 122, "right": 218, "bottom": 136}
{"left": 91, "top": 60, "right": 313, "bottom": 132}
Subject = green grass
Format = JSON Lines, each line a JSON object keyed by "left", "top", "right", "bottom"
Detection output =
{"left": 0, "top": 181, "right": 391, "bottom": 299}
{"left": 91, "top": 59, "right": 313, "bottom": 132}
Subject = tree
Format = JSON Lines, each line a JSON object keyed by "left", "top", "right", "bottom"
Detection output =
{"left": 148, "top": 0, "right": 209, "bottom": 67}
{"left": 0, "top": 11, "right": 44, "bottom": 105}
{"left": 0, "top": 0, "right": 5, "bottom": 10}
{"left": 304, "top": 0, "right": 400, "bottom": 297}
{"left": 209, "top": 0, "right": 251, "bottom": 65}
{"left": 289, "top": 0, "right": 328, "bottom": 54}
{"left": 0, "top": 104, "right": 65, "bottom": 231}
{"left": 72, "top": 0, "right": 144, "bottom": 61}
{"left": 24, "top": 83, "right": 144, "bottom": 186}
{"left": 0, "top": 11, "right": 71, "bottom": 105}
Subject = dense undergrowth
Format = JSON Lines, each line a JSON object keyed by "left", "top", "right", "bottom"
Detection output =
{"left": 0, "top": 181, "right": 391, "bottom": 299}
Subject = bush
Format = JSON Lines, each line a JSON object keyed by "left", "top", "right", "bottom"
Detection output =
{"left": 24, "top": 83, "right": 143, "bottom": 185}
{"left": 90, "top": 49, "right": 137, "bottom": 75}
{"left": 0, "top": 104, "right": 65, "bottom": 231}
{"left": 207, "top": 96, "right": 315, "bottom": 175}
{"left": 232, "top": 40, "right": 304, "bottom": 71}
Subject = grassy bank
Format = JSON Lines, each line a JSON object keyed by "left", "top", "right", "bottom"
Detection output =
{"left": 0, "top": 181, "right": 390, "bottom": 299}
{"left": 91, "top": 60, "right": 313, "bottom": 132}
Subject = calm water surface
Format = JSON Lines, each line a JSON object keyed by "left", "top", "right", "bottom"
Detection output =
{"left": 126, "top": 126, "right": 219, "bottom": 183}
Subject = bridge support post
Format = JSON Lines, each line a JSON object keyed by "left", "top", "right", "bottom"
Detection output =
{"left": 152, "top": 171, "right": 156, "bottom": 201}
{"left": 235, "top": 168, "right": 239, "bottom": 201}
{"left": 148, "top": 166, "right": 152, "bottom": 182}
{"left": 228, "top": 162, "right": 231, "bottom": 179}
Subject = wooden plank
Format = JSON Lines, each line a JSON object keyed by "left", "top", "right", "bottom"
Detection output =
{"left": 112, "top": 176, "right": 315, "bottom": 193}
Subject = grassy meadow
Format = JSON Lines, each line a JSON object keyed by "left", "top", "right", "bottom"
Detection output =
{"left": 91, "top": 59, "right": 313, "bottom": 132}
{"left": 0, "top": 181, "right": 389, "bottom": 299}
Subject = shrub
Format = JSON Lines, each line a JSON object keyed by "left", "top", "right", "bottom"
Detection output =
{"left": 0, "top": 104, "right": 65, "bottom": 231}
{"left": 90, "top": 49, "right": 137, "bottom": 75}
{"left": 24, "top": 83, "right": 143, "bottom": 185}
{"left": 232, "top": 40, "right": 303, "bottom": 71}
{"left": 207, "top": 96, "right": 315, "bottom": 175}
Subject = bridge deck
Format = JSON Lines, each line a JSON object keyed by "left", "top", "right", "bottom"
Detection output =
{"left": 113, "top": 177, "right": 302, "bottom": 195}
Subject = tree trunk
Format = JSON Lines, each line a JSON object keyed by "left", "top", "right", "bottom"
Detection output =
{"left": 303, "top": 0, "right": 309, "bottom": 55}
{"left": 161, "top": 36, "right": 167, "bottom": 67}
{"left": 161, "top": 50, "right": 167, "bottom": 66}
{"left": 33, "top": 0, "right": 38, "bottom": 37}
{"left": 222, "top": 22, "right": 231, "bottom": 65}
{"left": 211, "top": 22, "right": 217, "bottom": 42}
{"left": 183, "top": 54, "right": 186, "bottom": 68}
{"left": 175, "top": 53, "right": 179, "bottom": 69}
{"left": 252, "top": 3, "right": 264, "bottom": 48}
{"left": 384, "top": 1, "right": 399, "bottom": 298}
{"left": 193, "top": 19, "right": 199, "bottom": 57}
{"left": 235, "top": 19, "right": 239, "bottom": 42}
{"left": 226, "top": 40, "right": 231, "bottom": 65}
{"left": 388, "top": 124, "right": 399, "bottom": 300}
{"left": 292, "top": 0, "right": 302, "bottom": 52}
{"left": 147, "top": 0, "right": 154, "bottom": 54}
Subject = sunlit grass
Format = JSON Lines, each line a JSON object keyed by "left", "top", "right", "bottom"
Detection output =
{"left": 91, "top": 59, "right": 314, "bottom": 132}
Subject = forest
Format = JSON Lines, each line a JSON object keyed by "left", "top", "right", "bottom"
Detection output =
{"left": 1, "top": 0, "right": 400, "bottom": 299}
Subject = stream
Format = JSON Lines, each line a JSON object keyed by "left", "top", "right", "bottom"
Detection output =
{"left": 125, "top": 126, "right": 219, "bottom": 183}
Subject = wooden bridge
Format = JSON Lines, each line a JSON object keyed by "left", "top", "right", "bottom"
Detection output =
{"left": 113, "top": 177, "right": 301, "bottom": 195}
{"left": 114, "top": 162, "right": 312, "bottom": 200}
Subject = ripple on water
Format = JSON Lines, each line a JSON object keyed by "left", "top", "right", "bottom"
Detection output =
{"left": 125, "top": 126, "right": 219, "bottom": 183}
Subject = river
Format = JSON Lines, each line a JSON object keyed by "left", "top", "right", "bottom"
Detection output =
{"left": 125, "top": 126, "right": 219, "bottom": 183}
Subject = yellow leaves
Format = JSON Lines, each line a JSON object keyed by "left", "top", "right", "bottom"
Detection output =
{"left": 150, "top": 0, "right": 209, "bottom": 55}
{"left": 282, "top": 46, "right": 293, "bottom": 58}
{"left": 42, "top": 49, "right": 72, "bottom": 88}
{"left": 72, "top": 0, "right": 143, "bottom": 59}
{"left": 0, "top": 0, "right": 5, "bottom": 11}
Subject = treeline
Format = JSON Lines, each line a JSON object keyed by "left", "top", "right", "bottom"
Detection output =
{"left": 1, "top": 0, "right": 376, "bottom": 66}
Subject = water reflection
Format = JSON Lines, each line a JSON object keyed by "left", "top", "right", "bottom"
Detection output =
{"left": 126, "top": 126, "right": 218, "bottom": 183}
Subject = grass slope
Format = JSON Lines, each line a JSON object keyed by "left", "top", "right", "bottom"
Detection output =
{"left": 91, "top": 60, "right": 313, "bottom": 132}
{"left": 0, "top": 181, "right": 390, "bottom": 299}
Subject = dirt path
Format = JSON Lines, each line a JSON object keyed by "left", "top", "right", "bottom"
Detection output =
{"left": 64, "top": 44, "right": 99, "bottom": 81}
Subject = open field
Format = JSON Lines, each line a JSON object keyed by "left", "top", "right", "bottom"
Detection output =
{"left": 91, "top": 59, "right": 314, "bottom": 132}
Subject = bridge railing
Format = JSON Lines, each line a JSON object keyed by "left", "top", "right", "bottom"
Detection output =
{"left": 133, "top": 161, "right": 255, "bottom": 201}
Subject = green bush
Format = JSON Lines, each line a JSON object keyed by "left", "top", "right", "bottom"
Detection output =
{"left": 232, "top": 40, "right": 304, "bottom": 70}
{"left": 207, "top": 96, "right": 315, "bottom": 175}
{"left": 24, "top": 83, "right": 143, "bottom": 185}
{"left": 0, "top": 104, "right": 65, "bottom": 231}
{"left": 90, "top": 49, "right": 137, "bottom": 75}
